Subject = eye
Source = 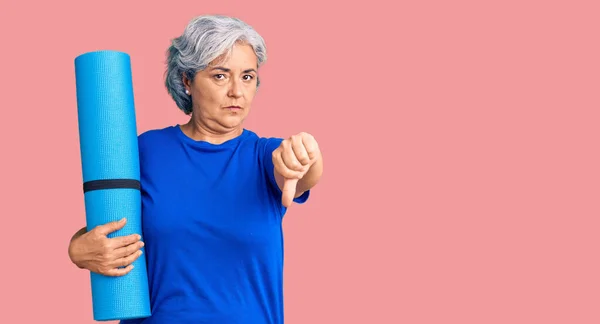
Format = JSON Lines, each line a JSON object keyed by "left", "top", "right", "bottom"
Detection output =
{"left": 243, "top": 75, "right": 255, "bottom": 81}
{"left": 213, "top": 74, "right": 226, "bottom": 80}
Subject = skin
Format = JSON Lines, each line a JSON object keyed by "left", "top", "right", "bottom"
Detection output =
{"left": 68, "top": 219, "right": 142, "bottom": 276}
{"left": 68, "top": 41, "right": 323, "bottom": 276}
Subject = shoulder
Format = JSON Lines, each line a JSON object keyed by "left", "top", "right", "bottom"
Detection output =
{"left": 138, "top": 125, "right": 176, "bottom": 142}
{"left": 137, "top": 125, "right": 178, "bottom": 151}
{"left": 244, "top": 129, "right": 283, "bottom": 153}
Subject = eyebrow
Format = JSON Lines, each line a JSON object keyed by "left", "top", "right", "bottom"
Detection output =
{"left": 210, "top": 66, "right": 257, "bottom": 73}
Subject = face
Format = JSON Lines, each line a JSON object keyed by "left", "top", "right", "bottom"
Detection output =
{"left": 183, "top": 42, "right": 259, "bottom": 132}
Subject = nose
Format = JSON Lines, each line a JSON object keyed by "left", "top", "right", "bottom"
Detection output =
{"left": 227, "top": 78, "right": 243, "bottom": 98}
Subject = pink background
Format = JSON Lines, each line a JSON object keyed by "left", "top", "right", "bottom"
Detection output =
{"left": 1, "top": 0, "right": 599, "bottom": 323}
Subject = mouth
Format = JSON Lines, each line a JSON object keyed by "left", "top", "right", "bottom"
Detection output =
{"left": 225, "top": 105, "right": 242, "bottom": 110}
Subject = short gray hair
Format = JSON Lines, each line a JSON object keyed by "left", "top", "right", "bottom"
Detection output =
{"left": 165, "top": 15, "right": 268, "bottom": 114}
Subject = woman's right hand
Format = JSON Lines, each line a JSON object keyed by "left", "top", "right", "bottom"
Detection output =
{"left": 68, "top": 218, "right": 145, "bottom": 277}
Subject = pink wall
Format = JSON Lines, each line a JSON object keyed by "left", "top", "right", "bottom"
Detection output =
{"left": 1, "top": 0, "right": 599, "bottom": 323}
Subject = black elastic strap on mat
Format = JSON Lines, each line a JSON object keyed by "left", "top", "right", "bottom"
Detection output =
{"left": 83, "top": 179, "right": 141, "bottom": 193}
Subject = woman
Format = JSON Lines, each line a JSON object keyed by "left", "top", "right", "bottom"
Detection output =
{"left": 68, "top": 14, "right": 323, "bottom": 323}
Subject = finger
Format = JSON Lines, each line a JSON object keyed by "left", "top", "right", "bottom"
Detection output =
{"left": 113, "top": 240, "right": 144, "bottom": 259}
{"left": 104, "top": 264, "right": 135, "bottom": 277}
{"left": 273, "top": 149, "right": 304, "bottom": 179}
{"left": 302, "top": 135, "right": 320, "bottom": 161}
{"left": 281, "top": 141, "right": 304, "bottom": 172}
{"left": 291, "top": 136, "right": 310, "bottom": 165}
{"left": 112, "top": 249, "right": 143, "bottom": 268}
{"left": 94, "top": 218, "right": 126, "bottom": 236}
{"left": 282, "top": 178, "right": 298, "bottom": 208}
{"left": 110, "top": 233, "right": 142, "bottom": 249}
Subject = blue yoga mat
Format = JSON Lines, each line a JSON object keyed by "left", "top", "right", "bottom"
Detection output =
{"left": 74, "top": 50, "right": 151, "bottom": 321}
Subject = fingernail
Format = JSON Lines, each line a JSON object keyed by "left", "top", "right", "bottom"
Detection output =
{"left": 137, "top": 234, "right": 142, "bottom": 240}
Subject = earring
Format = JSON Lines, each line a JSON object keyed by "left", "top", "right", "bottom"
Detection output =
{"left": 185, "top": 89, "right": 190, "bottom": 95}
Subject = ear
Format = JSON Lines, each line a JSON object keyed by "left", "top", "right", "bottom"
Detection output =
{"left": 182, "top": 73, "right": 192, "bottom": 93}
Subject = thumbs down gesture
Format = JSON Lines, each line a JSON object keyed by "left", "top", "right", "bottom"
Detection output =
{"left": 272, "top": 132, "right": 323, "bottom": 208}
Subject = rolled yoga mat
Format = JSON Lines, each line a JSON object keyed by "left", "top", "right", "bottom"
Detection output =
{"left": 74, "top": 50, "right": 151, "bottom": 321}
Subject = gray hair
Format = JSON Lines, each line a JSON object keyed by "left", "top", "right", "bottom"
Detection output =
{"left": 165, "top": 15, "right": 268, "bottom": 114}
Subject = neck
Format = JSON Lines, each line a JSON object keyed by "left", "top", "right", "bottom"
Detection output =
{"left": 181, "top": 115, "right": 243, "bottom": 145}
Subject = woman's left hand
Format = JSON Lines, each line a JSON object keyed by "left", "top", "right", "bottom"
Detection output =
{"left": 272, "top": 132, "right": 321, "bottom": 206}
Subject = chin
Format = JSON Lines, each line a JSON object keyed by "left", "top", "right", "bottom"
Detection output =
{"left": 220, "top": 115, "right": 246, "bottom": 129}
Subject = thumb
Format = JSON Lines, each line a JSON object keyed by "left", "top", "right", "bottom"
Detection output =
{"left": 95, "top": 218, "right": 127, "bottom": 236}
{"left": 282, "top": 178, "right": 298, "bottom": 208}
